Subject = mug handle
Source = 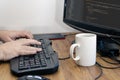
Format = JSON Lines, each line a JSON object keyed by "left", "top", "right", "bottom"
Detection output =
{"left": 70, "top": 44, "right": 80, "bottom": 61}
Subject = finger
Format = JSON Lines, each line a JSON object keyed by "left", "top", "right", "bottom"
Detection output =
{"left": 24, "top": 46, "right": 42, "bottom": 51}
{"left": 18, "top": 39, "right": 41, "bottom": 45}
{"left": 14, "top": 39, "right": 41, "bottom": 46}
{"left": 21, "top": 31, "right": 33, "bottom": 39}
{"left": 15, "top": 31, "right": 33, "bottom": 39}
{"left": 20, "top": 50, "right": 37, "bottom": 55}
{"left": 19, "top": 47, "right": 42, "bottom": 55}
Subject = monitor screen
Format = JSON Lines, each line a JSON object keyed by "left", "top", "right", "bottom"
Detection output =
{"left": 63, "top": 0, "right": 120, "bottom": 38}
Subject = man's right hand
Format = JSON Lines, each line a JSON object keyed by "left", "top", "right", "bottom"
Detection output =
{"left": 0, "top": 39, "right": 42, "bottom": 61}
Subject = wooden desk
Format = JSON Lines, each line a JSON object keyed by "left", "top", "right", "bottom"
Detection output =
{"left": 0, "top": 33, "right": 120, "bottom": 80}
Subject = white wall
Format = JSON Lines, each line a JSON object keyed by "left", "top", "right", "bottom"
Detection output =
{"left": 0, "top": 0, "right": 78, "bottom": 34}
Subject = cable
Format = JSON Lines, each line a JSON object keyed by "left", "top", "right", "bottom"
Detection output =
{"left": 108, "top": 53, "right": 120, "bottom": 63}
{"left": 58, "top": 55, "right": 70, "bottom": 60}
{"left": 95, "top": 62, "right": 103, "bottom": 80}
{"left": 110, "top": 37, "right": 120, "bottom": 45}
{"left": 95, "top": 57, "right": 120, "bottom": 80}
{"left": 96, "top": 62, "right": 120, "bottom": 69}
{"left": 98, "top": 56, "right": 119, "bottom": 65}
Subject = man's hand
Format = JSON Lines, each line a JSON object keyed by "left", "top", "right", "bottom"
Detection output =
{"left": 0, "top": 39, "right": 41, "bottom": 61}
{"left": 0, "top": 30, "right": 33, "bottom": 42}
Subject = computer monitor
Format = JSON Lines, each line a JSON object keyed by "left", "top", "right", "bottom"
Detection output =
{"left": 63, "top": 0, "right": 120, "bottom": 39}
{"left": 63, "top": 0, "right": 120, "bottom": 57}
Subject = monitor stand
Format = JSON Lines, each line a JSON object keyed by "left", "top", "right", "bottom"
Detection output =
{"left": 97, "top": 36, "right": 120, "bottom": 57}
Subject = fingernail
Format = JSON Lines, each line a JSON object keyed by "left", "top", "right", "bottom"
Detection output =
{"left": 38, "top": 48, "right": 42, "bottom": 51}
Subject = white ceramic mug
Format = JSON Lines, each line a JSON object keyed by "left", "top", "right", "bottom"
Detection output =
{"left": 70, "top": 33, "right": 97, "bottom": 66}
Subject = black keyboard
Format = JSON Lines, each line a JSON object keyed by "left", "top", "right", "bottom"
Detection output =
{"left": 10, "top": 38, "right": 59, "bottom": 76}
